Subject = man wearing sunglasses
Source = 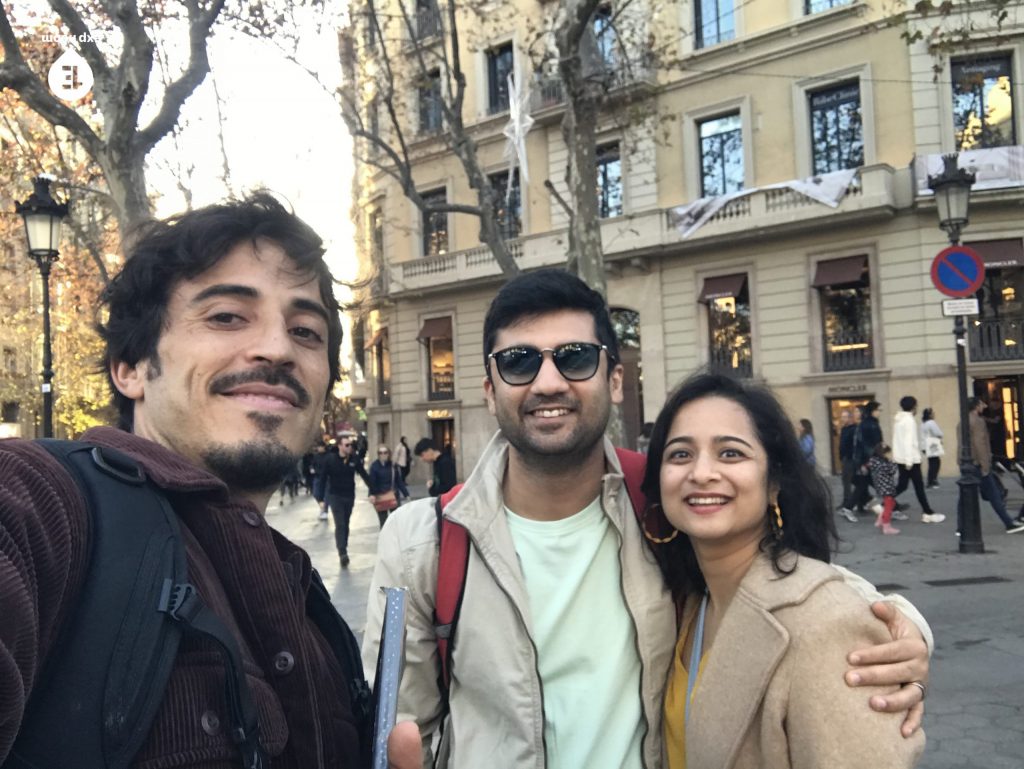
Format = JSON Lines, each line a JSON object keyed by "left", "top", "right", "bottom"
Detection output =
{"left": 363, "top": 269, "right": 932, "bottom": 769}
{"left": 323, "top": 439, "right": 372, "bottom": 567}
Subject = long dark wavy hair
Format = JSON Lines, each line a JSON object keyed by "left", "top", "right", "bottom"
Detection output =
{"left": 640, "top": 373, "right": 839, "bottom": 600}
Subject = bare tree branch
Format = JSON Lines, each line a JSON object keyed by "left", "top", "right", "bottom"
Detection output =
{"left": 136, "top": 0, "right": 227, "bottom": 154}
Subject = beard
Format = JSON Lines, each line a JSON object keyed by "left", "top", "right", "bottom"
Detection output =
{"left": 495, "top": 393, "right": 611, "bottom": 474}
{"left": 201, "top": 437, "right": 301, "bottom": 492}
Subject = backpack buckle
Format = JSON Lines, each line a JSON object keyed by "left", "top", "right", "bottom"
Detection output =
{"left": 157, "top": 580, "right": 201, "bottom": 624}
{"left": 90, "top": 446, "right": 147, "bottom": 485}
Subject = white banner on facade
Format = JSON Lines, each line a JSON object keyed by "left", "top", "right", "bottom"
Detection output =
{"left": 915, "top": 147, "right": 1024, "bottom": 194}
{"left": 668, "top": 168, "right": 858, "bottom": 239}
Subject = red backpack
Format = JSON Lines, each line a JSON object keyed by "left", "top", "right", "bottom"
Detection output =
{"left": 431, "top": 447, "right": 648, "bottom": 692}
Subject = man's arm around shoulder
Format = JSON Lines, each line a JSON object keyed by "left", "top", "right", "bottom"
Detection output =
{"left": 0, "top": 440, "right": 90, "bottom": 762}
{"left": 833, "top": 564, "right": 931, "bottom": 736}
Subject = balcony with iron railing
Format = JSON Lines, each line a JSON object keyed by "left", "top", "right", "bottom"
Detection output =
{"left": 384, "top": 164, "right": 903, "bottom": 294}
{"left": 529, "top": 59, "right": 658, "bottom": 114}
{"left": 823, "top": 331, "right": 874, "bottom": 372}
{"left": 413, "top": 7, "right": 441, "bottom": 40}
{"left": 969, "top": 318, "right": 1024, "bottom": 362}
{"left": 708, "top": 347, "right": 753, "bottom": 378}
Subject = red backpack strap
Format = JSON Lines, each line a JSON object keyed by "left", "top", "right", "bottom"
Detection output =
{"left": 434, "top": 483, "right": 468, "bottom": 692}
{"left": 614, "top": 447, "right": 648, "bottom": 522}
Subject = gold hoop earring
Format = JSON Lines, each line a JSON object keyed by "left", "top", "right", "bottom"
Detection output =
{"left": 771, "top": 503, "right": 783, "bottom": 539}
{"left": 642, "top": 504, "right": 679, "bottom": 544}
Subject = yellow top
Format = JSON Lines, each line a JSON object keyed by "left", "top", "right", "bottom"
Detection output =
{"left": 663, "top": 616, "right": 707, "bottom": 769}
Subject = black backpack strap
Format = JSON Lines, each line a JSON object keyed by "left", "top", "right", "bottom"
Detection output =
{"left": 306, "top": 570, "right": 374, "bottom": 764}
{"left": 8, "top": 440, "right": 269, "bottom": 769}
{"left": 158, "top": 583, "right": 267, "bottom": 769}
{"left": 9, "top": 440, "right": 187, "bottom": 769}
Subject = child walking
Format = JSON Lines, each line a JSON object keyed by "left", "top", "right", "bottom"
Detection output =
{"left": 867, "top": 442, "right": 900, "bottom": 535}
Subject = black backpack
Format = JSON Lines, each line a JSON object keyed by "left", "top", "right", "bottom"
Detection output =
{"left": 5, "top": 440, "right": 372, "bottom": 769}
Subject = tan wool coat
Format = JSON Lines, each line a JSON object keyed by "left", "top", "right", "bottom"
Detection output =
{"left": 682, "top": 552, "right": 926, "bottom": 769}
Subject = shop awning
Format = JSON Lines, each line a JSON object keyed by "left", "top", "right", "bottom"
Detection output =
{"left": 417, "top": 316, "right": 452, "bottom": 340}
{"left": 698, "top": 273, "right": 747, "bottom": 303}
{"left": 968, "top": 239, "right": 1024, "bottom": 269}
{"left": 363, "top": 328, "right": 387, "bottom": 350}
{"left": 811, "top": 255, "right": 867, "bottom": 288}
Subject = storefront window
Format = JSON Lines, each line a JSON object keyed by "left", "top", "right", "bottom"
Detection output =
{"left": 419, "top": 317, "right": 455, "bottom": 400}
{"left": 702, "top": 274, "right": 752, "bottom": 377}
{"left": 428, "top": 335, "right": 455, "bottom": 400}
{"left": 814, "top": 256, "right": 873, "bottom": 372}
{"left": 971, "top": 266, "right": 1024, "bottom": 362}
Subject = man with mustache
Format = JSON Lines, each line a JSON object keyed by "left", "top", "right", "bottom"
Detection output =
{"left": 363, "top": 268, "right": 933, "bottom": 769}
{"left": 0, "top": 194, "right": 419, "bottom": 769}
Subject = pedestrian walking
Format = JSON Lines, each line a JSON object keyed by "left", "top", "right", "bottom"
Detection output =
{"left": 413, "top": 437, "right": 457, "bottom": 496}
{"left": 311, "top": 442, "right": 330, "bottom": 520}
{"left": 837, "top": 409, "right": 860, "bottom": 522}
{"left": 920, "top": 408, "right": 944, "bottom": 488}
{"left": 278, "top": 462, "right": 301, "bottom": 506}
{"left": 301, "top": 450, "right": 315, "bottom": 494}
{"left": 852, "top": 401, "right": 884, "bottom": 514}
{"left": 323, "top": 439, "right": 372, "bottom": 566}
{"left": 368, "top": 445, "right": 409, "bottom": 528}
{"left": 868, "top": 443, "right": 902, "bottom": 535}
{"left": 966, "top": 397, "right": 1024, "bottom": 534}
{"left": 798, "top": 418, "right": 816, "bottom": 466}
{"left": 892, "top": 396, "right": 945, "bottom": 524}
{"left": 394, "top": 435, "right": 412, "bottom": 484}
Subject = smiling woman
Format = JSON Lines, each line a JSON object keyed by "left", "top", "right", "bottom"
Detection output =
{"left": 639, "top": 373, "right": 925, "bottom": 769}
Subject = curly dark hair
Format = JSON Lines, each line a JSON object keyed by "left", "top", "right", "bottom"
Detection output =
{"left": 98, "top": 192, "right": 342, "bottom": 430}
{"left": 640, "top": 372, "right": 839, "bottom": 600}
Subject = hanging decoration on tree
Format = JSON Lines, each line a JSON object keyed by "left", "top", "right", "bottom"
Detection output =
{"left": 502, "top": 73, "right": 534, "bottom": 202}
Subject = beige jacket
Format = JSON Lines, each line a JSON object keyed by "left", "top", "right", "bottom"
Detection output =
{"left": 361, "top": 433, "right": 677, "bottom": 769}
{"left": 363, "top": 433, "right": 933, "bottom": 768}
{"left": 969, "top": 410, "right": 993, "bottom": 475}
{"left": 685, "top": 553, "right": 926, "bottom": 769}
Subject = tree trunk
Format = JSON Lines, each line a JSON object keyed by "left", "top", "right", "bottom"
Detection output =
{"left": 97, "top": 145, "right": 152, "bottom": 237}
{"left": 556, "top": 0, "right": 607, "bottom": 297}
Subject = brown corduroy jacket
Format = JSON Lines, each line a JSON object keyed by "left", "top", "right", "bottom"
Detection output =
{"left": 0, "top": 427, "right": 366, "bottom": 768}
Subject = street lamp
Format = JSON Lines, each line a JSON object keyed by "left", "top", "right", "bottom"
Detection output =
{"left": 15, "top": 175, "right": 69, "bottom": 439}
{"left": 927, "top": 153, "right": 982, "bottom": 554}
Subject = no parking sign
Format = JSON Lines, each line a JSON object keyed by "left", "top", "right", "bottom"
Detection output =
{"left": 930, "top": 245, "right": 985, "bottom": 298}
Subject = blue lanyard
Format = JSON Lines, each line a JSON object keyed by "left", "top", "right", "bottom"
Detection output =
{"left": 685, "top": 593, "right": 709, "bottom": 726}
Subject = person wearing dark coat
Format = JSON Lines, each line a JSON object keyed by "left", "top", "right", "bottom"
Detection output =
{"left": 367, "top": 446, "right": 409, "bottom": 528}
{"left": 837, "top": 409, "right": 860, "bottom": 522}
{"left": 323, "top": 439, "right": 371, "bottom": 566}
{"left": 852, "top": 401, "right": 884, "bottom": 514}
{"left": 311, "top": 443, "right": 330, "bottom": 519}
{"left": 413, "top": 438, "right": 457, "bottom": 496}
{"left": 0, "top": 194, "right": 421, "bottom": 768}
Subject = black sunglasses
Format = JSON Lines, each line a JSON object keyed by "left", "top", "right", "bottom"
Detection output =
{"left": 487, "top": 342, "right": 610, "bottom": 386}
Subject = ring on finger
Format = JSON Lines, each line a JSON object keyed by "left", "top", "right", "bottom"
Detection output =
{"left": 908, "top": 681, "right": 927, "bottom": 700}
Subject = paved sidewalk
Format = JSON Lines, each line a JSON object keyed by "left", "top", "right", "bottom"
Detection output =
{"left": 829, "top": 474, "right": 1024, "bottom": 769}
{"left": 268, "top": 474, "right": 1024, "bottom": 769}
